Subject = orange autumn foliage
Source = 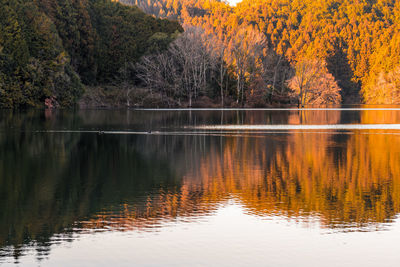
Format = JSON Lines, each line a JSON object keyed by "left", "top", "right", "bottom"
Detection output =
{"left": 121, "top": 0, "right": 400, "bottom": 104}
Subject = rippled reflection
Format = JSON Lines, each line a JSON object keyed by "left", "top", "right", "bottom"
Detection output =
{"left": 1, "top": 108, "right": 400, "bottom": 263}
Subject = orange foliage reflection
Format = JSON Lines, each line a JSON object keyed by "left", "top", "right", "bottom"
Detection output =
{"left": 86, "top": 110, "right": 400, "bottom": 232}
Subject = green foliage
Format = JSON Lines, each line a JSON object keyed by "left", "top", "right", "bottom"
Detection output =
{"left": 0, "top": 0, "right": 182, "bottom": 108}
{"left": 0, "top": 0, "right": 84, "bottom": 108}
{"left": 90, "top": 0, "right": 182, "bottom": 83}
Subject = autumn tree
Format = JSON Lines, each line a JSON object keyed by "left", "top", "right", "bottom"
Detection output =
{"left": 288, "top": 59, "right": 341, "bottom": 106}
{"left": 228, "top": 27, "right": 266, "bottom": 105}
{"left": 127, "top": 0, "right": 400, "bottom": 105}
{"left": 363, "top": 67, "right": 400, "bottom": 104}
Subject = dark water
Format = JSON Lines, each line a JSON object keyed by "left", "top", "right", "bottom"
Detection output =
{"left": 1, "top": 108, "right": 400, "bottom": 266}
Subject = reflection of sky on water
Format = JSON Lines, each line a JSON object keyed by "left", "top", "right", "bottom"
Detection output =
{"left": 3, "top": 202, "right": 400, "bottom": 267}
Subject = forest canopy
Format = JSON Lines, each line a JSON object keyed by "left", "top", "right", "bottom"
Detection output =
{"left": 121, "top": 0, "right": 400, "bottom": 106}
{"left": 1, "top": 0, "right": 400, "bottom": 107}
{"left": 0, "top": 0, "right": 181, "bottom": 108}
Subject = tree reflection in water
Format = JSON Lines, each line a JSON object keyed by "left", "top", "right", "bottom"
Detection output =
{"left": 1, "top": 108, "right": 400, "bottom": 262}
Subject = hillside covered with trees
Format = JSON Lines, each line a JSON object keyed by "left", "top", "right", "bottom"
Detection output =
{"left": 120, "top": 0, "right": 400, "bottom": 106}
{"left": 1, "top": 0, "right": 399, "bottom": 108}
{"left": 0, "top": 0, "right": 181, "bottom": 108}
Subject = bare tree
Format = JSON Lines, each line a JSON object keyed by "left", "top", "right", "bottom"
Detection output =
{"left": 211, "top": 37, "right": 227, "bottom": 107}
{"left": 219, "top": 46, "right": 226, "bottom": 107}
{"left": 227, "top": 27, "right": 266, "bottom": 105}
{"left": 136, "top": 26, "right": 217, "bottom": 107}
{"left": 288, "top": 59, "right": 341, "bottom": 106}
{"left": 119, "top": 61, "right": 136, "bottom": 107}
{"left": 260, "top": 49, "right": 291, "bottom": 99}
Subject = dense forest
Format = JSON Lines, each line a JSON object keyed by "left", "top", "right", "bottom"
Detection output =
{"left": 0, "top": 0, "right": 181, "bottom": 108}
{"left": 120, "top": 0, "right": 400, "bottom": 106}
{"left": 1, "top": 0, "right": 400, "bottom": 108}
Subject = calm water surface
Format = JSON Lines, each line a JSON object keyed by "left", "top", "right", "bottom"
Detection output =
{"left": 1, "top": 108, "right": 400, "bottom": 266}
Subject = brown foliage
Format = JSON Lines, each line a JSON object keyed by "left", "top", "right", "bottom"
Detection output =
{"left": 363, "top": 67, "right": 400, "bottom": 104}
{"left": 288, "top": 59, "right": 341, "bottom": 106}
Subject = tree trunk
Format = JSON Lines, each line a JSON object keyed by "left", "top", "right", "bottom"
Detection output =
{"left": 241, "top": 74, "right": 245, "bottom": 107}
{"left": 237, "top": 71, "right": 241, "bottom": 104}
{"left": 220, "top": 59, "right": 224, "bottom": 108}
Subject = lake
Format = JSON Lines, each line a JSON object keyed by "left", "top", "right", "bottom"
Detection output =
{"left": 1, "top": 108, "right": 400, "bottom": 266}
